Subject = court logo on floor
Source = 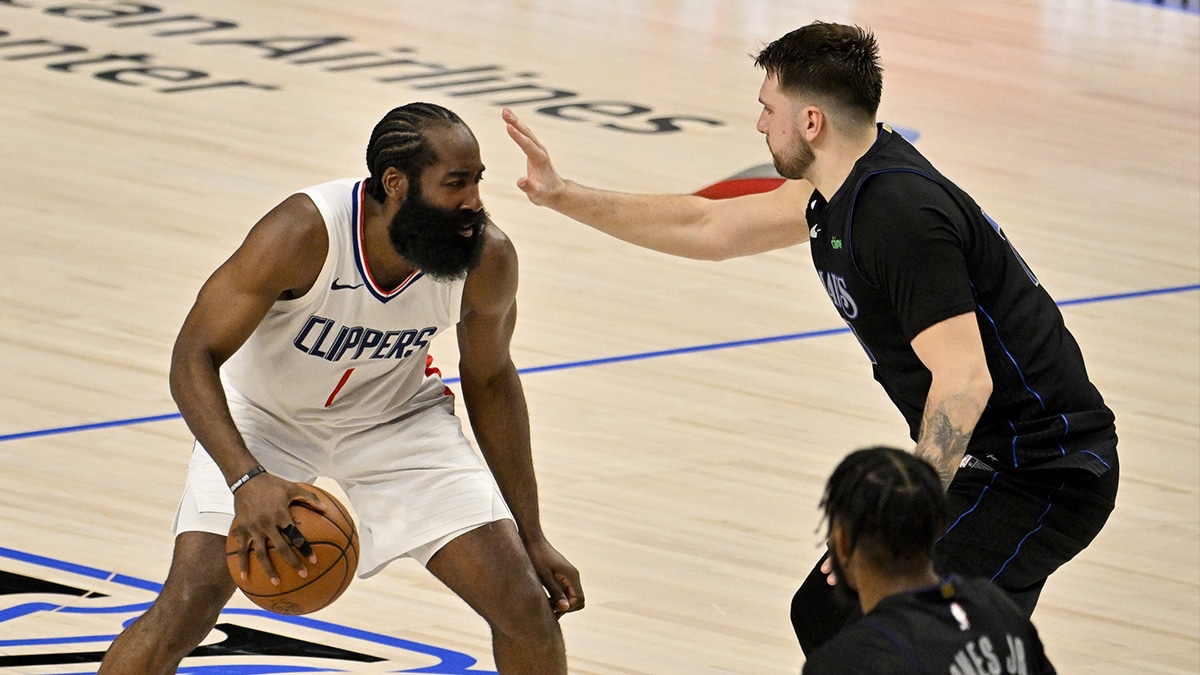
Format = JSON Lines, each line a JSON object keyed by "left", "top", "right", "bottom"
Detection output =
{"left": 693, "top": 127, "right": 921, "bottom": 200}
{"left": 0, "top": 547, "right": 496, "bottom": 674}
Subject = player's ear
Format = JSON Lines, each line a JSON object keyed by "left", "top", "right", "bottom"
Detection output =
{"left": 381, "top": 167, "right": 408, "bottom": 203}
{"left": 830, "top": 522, "right": 851, "bottom": 561}
{"left": 802, "top": 105, "right": 823, "bottom": 140}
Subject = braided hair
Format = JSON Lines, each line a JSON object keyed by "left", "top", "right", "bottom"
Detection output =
{"left": 364, "top": 102, "right": 464, "bottom": 203}
{"left": 820, "top": 446, "right": 945, "bottom": 571}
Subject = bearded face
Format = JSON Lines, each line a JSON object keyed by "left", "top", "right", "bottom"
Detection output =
{"left": 769, "top": 128, "right": 816, "bottom": 180}
{"left": 757, "top": 73, "right": 817, "bottom": 181}
{"left": 387, "top": 176, "right": 487, "bottom": 281}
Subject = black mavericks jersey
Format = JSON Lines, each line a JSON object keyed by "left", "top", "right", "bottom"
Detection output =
{"left": 801, "top": 576, "right": 1056, "bottom": 675}
{"left": 807, "top": 124, "right": 1116, "bottom": 474}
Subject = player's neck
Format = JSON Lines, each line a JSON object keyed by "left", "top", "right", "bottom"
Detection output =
{"left": 362, "top": 194, "right": 418, "bottom": 289}
{"left": 809, "top": 125, "right": 879, "bottom": 200}
{"left": 856, "top": 563, "right": 940, "bottom": 614}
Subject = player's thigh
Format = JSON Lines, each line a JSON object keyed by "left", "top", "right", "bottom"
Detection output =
{"left": 424, "top": 519, "right": 550, "bottom": 626}
{"left": 332, "top": 398, "right": 514, "bottom": 577}
{"left": 158, "top": 531, "right": 237, "bottom": 611}
{"left": 935, "top": 466, "right": 1117, "bottom": 589}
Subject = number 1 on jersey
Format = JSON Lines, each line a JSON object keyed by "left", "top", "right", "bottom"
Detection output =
{"left": 325, "top": 368, "right": 355, "bottom": 408}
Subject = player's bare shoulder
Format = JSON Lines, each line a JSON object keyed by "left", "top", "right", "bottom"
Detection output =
{"left": 249, "top": 192, "right": 329, "bottom": 258}
{"left": 235, "top": 192, "right": 331, "bottom": 299}
{"left": 462, "top": 219, "right": 517, "bottom": 315}
{"left": 758, "top": 178, "right": 814, "bottom": 244}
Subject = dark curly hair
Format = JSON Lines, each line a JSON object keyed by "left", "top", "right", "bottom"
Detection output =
{"left": 820, "top": 446, "right": 945, "bottom": 571}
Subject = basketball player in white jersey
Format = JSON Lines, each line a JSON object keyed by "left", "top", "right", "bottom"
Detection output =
{"left": 99, "top": 102, "right": 582, "bottom": 674}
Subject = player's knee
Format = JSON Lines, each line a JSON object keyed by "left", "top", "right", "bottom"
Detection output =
{"left": 489, "top": 582, "right": 559, "bottom": 645}
{"left": 155, "top": 572, "right": 233, "bottom": 632}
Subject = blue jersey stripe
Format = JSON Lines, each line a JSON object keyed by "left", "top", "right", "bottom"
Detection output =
{"left": 975, "top": 303, "right": 1046, "bottom": 412}
{"left": 990, "top": 482, "right": 1063, "bottom": 582}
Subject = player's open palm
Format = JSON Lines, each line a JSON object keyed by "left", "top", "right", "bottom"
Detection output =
{"left": 502, "top": 107, "right": 566, "bottom": 206}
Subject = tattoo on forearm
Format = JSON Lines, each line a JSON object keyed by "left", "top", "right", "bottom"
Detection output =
{"left": 916, "top": 405, "right": 973, "bottom": 487}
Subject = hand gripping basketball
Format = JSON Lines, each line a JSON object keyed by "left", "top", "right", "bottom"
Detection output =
{"left": 225, "top": 483, "right": 360, "bottom": 615}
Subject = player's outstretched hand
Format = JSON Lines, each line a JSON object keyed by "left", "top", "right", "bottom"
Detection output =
{"left": 524, "top": 537, "right": 585, "bottom": 616}
{"left": 502, "top": 107, "right": 567, "bottom": 207}
{"left": 228, "top": 473, "right": 324, "bottom": 586}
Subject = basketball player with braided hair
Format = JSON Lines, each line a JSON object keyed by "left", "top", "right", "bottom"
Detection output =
{"left": 803, "top": 447, "right": 1055, "bottom": 674}
{"left": 100, "top": 102, "right": 582, "bottom": 674}
{"left": 506, "top": 20, "right": 1119, "bottom": 657}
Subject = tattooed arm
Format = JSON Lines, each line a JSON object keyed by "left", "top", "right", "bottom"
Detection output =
{"left": 910, "top": 312, "right": 993, "bottom": 488}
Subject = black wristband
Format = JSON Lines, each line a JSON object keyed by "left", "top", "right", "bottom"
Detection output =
{"left": 229, "top": 465, "right": 267, "bottom": 493}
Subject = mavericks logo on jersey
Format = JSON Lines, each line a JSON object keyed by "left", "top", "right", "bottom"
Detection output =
{"left": 293, "top": 315, "right": 437, "bottom": 362}
{"left": 817, "top": 270, "right": 859, "bottom": 320}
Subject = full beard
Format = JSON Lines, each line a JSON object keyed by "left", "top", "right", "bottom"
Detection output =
{"left": 769, "top": 133, "right": 815, "bottom": 180}
{"left": 388, "top": 187, "right": 487, "bottom": 281}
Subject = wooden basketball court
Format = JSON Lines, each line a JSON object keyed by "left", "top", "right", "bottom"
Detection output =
{"left": 1, "top": 1, "right": 1197, "bottom": 672}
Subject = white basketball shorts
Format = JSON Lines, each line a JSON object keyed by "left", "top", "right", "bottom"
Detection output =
{"left": 173, "top": 376, "right": 513, "bottom": 574}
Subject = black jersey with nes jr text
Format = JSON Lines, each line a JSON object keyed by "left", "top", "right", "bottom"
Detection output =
{"left": 801, "top": 576, "right": 1056, "bottom": 675}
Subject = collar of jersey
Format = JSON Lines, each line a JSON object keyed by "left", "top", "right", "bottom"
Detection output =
{"left": 350, "top": 179, "right": 424, "bottom": 303}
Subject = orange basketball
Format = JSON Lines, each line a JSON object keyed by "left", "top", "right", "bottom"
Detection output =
{"left": 225, "top": 483, "right": 359, "bottom": 615}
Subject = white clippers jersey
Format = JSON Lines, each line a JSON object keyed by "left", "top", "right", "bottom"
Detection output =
{"left": 221, "top": 178, "right": 465, "bottom": 429}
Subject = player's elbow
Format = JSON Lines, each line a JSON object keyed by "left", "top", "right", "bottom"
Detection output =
{"left": 968, "top": 365, "right": 993, "bottom": 408}
{"left": 167, "top": 351, "right": 197, "bottom": 405}
{"left": 691, "top": 225, "right": 747, "bottom": 261}
{"left": 168, "top": 338, "right": 220, "bottom": 404}
{"left": 691, "top": 216, "right": 801, "bottom": 261}
{"left": 457, "top": 358, "right": 519, "bottom": 397}
{"left": 929, "top": 360, "right": 992, "bottom": 419}
{"left": 691, "top": 244, "right": 737, "bottom": 262}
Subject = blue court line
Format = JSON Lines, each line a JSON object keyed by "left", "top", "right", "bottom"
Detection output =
{"left": 1, "top": 282, "right": 1196, "bottom": 444}
{"left": 516, "top": 326, "right": 851, "bottom": 375}
{"left": 1119, "top": 0, "right": 1200, "bottom": 14}
{"left": 1055, "top": 283, "right": 1199, "bottom": 306}
{"left": 0, "top": 545, "right": 495, "bottom": 672}
{"left": 0, "top": 413, "right": 184, "bottom": 443}
{"left": 0, "top": 546, "right": 163, "bottom": 593}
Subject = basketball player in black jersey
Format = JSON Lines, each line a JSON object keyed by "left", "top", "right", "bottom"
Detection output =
{"left": 802, "top": 446, "right": 1055, "bottom": 674}
{"left": 504, "top": 21, "right": 1118, "bottom": 655}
